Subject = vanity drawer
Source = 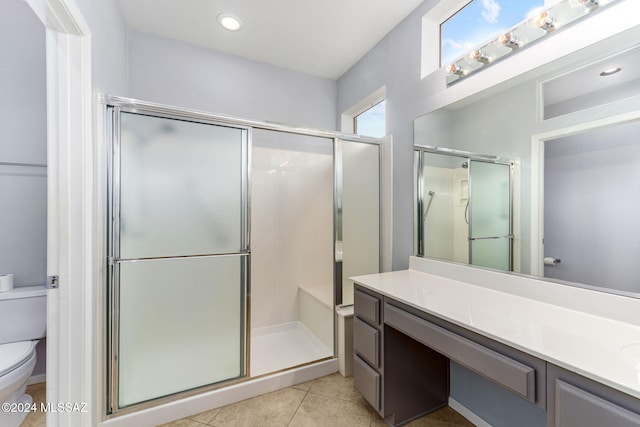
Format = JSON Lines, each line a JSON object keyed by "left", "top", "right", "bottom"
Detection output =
{"left": 555, "top": 380, "right": 640, "bottom": 427}
{"left": 385, "top": 303, "right": 536, "bottom": 403}
{"left": 354, "top": 354, "right": 381, "bottom": 412}
{"left": 354, "top": 288, "right": 380, "bottom": 326}
{"left": 354, "top": 317, "right": 380, "bottom": 368}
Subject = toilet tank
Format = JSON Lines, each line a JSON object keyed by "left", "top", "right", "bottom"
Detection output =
{"left": 0, "top": 286, "right": 47, "bottom": 344}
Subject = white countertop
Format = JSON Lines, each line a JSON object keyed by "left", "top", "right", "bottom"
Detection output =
{"left": 352, "top": 265, "right": 640, "bottom": 400}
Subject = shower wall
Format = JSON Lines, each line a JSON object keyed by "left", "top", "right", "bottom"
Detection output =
{"left": 422, "top": 165, "right": 469, "bottom": 264}
{"left": 251, "top": 130, "right": 333, "bottom": 338}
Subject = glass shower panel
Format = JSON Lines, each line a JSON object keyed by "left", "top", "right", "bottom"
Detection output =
{"left": 340, "top": 139, "right": 380, "bottom": 305}
{"left": 119, "top": 113, "right": 245, "bottom": 259}
{"left": 110, "top": 109, "right": 248, "bottom": 412}
{"left": 469, "top": 161, "right": 511, "bottom": 270}
{"left": 118, "top": 256, "right": 245, "bottom": 407}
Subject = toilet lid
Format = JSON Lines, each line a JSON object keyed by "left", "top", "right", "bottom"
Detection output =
{"left": 0, "top": 341, "right": 35, "bottom": 376}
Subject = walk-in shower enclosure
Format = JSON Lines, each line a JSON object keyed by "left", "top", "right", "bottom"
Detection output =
{"left": 105, "top": 97, "right": 381, "bottom": 415}
{"left": 414, "top": 146, "right": 514, "bottom": 271}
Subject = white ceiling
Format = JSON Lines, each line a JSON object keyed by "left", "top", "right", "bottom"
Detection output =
{"left": 117, "top": 0, "right": 424, "bottom": 80}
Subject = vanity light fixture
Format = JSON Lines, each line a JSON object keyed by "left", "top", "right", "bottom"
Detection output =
{"left": 217, "top": 13, "right": 243, "bottom": 31}
{"left": 468, "top": 50, "right": 491, "bottom": 64}
{"left": 444, "top": 0, "right": 621, "bottom": 86}
{"left": 498, "top": 33, "right": 521, "bottom": 50}
{"left": 600, "top": 67, "right": 622, "bottom": 76}
{"left": 534, "top": 12, "right": 556, "bottom": 32}
{"left": 578, "top": 0, "right": 599, "bottom": 10}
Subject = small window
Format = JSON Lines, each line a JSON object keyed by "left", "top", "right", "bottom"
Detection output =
{"left": 354, "top": 100, "right": 386, "bottom": 138}
{"left": 440, "top": 0, "right": 544, "bottom": 66}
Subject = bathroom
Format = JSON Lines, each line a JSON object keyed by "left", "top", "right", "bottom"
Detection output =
{"left": 2, "top": 0, "right": 640, "bottom": 426}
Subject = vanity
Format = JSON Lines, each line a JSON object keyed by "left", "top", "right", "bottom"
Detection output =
{"left": 352, "top": 257, "right": 640, "bottom": 426}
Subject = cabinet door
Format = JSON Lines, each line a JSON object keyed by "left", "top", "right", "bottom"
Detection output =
{"left": 555, "top": 380, "right": 640, "bottom": 427}
{"left": 548, "top": 365, "right": 640, "bottom": 427}
{"left": 354, "top": 355, "right": 380, "bottom": 412}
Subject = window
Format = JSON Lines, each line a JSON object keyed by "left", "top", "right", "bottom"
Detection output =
{"left": 440, "top": 0, "right": 544, "bottom": 66}
{"left": 354, "top": 100, "right": 386, "bottom": 138}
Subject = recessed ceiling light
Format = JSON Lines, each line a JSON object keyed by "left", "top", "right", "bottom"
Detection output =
{"left": 600, "top": 67, "right": 622, "bottom": 77}
{"left": 217, "top": 13, "right": 243, "bottom": 31}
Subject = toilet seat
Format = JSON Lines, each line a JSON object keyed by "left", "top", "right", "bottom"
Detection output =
{"left": 0, "top": 342, "right": 35, "bottom": 377}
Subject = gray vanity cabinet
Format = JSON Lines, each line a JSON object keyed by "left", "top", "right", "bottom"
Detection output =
{"left": 547, "top": 364, "right": 640, "bottom": 427}
{"left": 353, "top": 287, "right": 384, "bottom": 414}
{"left": 354, "top": 285, "right": 450, "bottom": 426}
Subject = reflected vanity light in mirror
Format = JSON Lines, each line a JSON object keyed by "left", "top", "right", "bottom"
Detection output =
{"left": 498, "top": 33, "right": 521, "bottom": 51}
{"left": 445, "top": 0, "right": 620, "bottom": 86}
{"left": 533, "top": 12, "right": 556, "bottom": 33}
{"left": 468, "top": 50, "right": 491, "bottom": 65}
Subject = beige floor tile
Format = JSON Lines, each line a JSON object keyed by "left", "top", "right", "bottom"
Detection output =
{"left": 288, "top": 391, "right": 372, "bottom": 427}
{"left": 187, "top": 407, "right": 221, "bottom": 424}
{"left": 306, "top": 373, "right": 361, "bottom": 401}
{"left": 290, "top": 380, "right": 313, "bottom": 392}
{"left": 210, "top": 387, "right": 306, "bottom": 426}
{"left": 158, "top": 418, "right": 209, "bottom": 427}
{"left": 422, "top": 406, "right": 474, "bottom": 426}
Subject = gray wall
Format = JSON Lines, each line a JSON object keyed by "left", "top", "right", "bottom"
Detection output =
{"left": 544, "top": 121, "right": 640, "bottom": 293}
{"left": 128, "top": 30, "right": 337, "bottom": 130}
{"left": 336, "top": 0, "right": 640, "bottom": 422}
{"left": 338, "top": 0, "right": 436, "bottom": 270}
{"left": 75, "top": 0, "right": 130, "bottom": 96}
{"left": 0, "top": 0, "right": 47, "bottom": 288}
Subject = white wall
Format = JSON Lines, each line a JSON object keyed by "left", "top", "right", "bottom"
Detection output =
{"left": 250, "top": 130, "right": 334, "bottom": 329}
{"left": 128, "top": 30, "right": 337, "bottom": 131}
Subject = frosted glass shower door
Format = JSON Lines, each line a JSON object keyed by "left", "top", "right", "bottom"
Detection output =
{"left": 338, "top": 139, "right": 380, "bottom": 305}
{"left": 469, "top": 161, "right": 512, "bottom": 271}
{"left": 110, "top": 111, "right": 248, "bottom": 410}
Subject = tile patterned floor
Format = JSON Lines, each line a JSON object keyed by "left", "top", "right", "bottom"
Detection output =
{"left": 160, "top": 373, "right": 474, "bottom": 427}
{"left": 20, "top": 374, "right": 475, "bottom": 427}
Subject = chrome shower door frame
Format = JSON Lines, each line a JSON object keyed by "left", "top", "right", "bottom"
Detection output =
{"left": 105, "top": 100, "right": 251, "bottom": 415}
{"left": 413, "top": 145, "right": 515, "bottom": 271}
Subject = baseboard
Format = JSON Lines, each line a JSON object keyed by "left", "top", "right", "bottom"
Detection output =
{"left": 27, "top": 374, "right": 46, "bottom": 385}
{"left": 449, "top": 397, "right": 492, "bottom": 427}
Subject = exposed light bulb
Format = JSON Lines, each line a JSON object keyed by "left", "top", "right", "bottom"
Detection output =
{"left": 498, "top": 33, "right": 521, "bottom": 50}
{"left": 579, "top": 0, "right": 599, "bottom": 10}
{"left": 534, "top": 12, "right": 555, "bottom": 32}
{"left": 468, "top": 50, "right": 491, "bottom": 65}
{"left": 446, "top": 63, "right": 466, "bottom": 76}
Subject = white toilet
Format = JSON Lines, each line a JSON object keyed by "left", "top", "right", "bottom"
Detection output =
{"left": 0, "top": 286, "right": 46, "bottom": 427}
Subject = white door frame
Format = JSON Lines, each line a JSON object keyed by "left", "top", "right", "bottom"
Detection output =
{"left": 24, "top": 0, "right": 94, "bottom": 426}
{"left": 529, "top": 109, "right": 640, "bottom": 277}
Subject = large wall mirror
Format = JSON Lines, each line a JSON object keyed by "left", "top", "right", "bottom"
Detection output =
{"left": 414, "top": 26, "right": 640, "bottom": 298}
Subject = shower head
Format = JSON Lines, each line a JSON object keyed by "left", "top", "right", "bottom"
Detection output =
{"left": 428, "top": 190, "right": 435, "bottom": 196}
{"left": 461, "top": 162, "right": 468, "bottom": 169}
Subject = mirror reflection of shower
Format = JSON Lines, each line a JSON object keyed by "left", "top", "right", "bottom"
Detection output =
{"left": 414, "top": 146, "right": 514, "bottom": 272}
